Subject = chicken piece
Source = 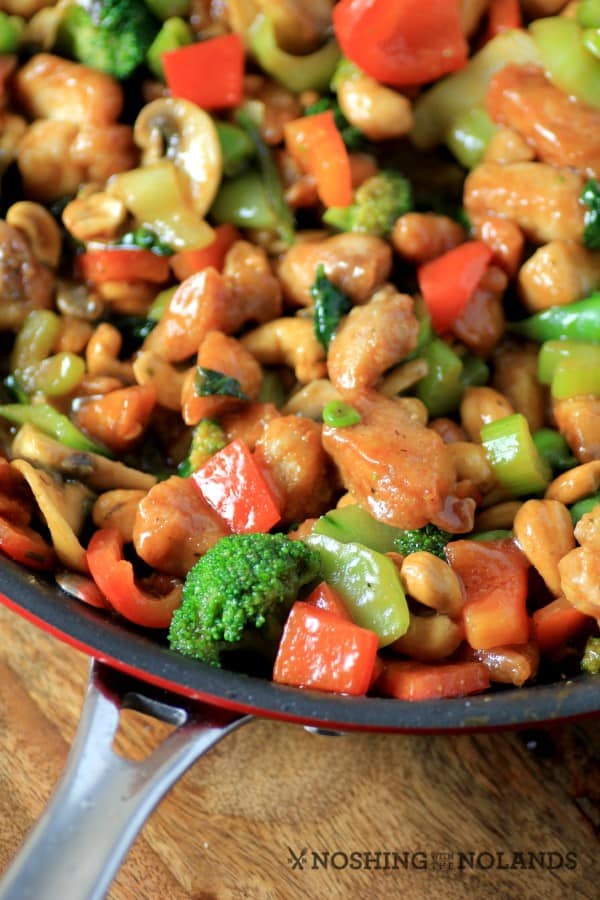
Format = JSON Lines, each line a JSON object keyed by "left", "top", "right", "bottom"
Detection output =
{"left": 487, "top": 64, "right": 600, "bottom": 178}
{"left": 327, "top": 286, "right": 419, "bottom": 398}
{"left": 322, "top": 392, "right": 470, "bottom": 531}
{"left": 254, "top": 416, "right": 336, "bottom": 523}
{"left": 133, "top": 476, "right": 229, "bottom": 577}
{"left": 277, "top": 233, "right": 392, "bottom": 307}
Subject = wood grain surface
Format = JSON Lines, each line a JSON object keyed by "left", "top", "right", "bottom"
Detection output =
{"left": 0, "top": 603, "right": 597, "bottom": 900}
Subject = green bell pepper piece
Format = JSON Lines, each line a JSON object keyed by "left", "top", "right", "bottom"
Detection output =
{"left": 532, "top": 428, "right": 576, "bottom": 472}
{"left": 211, "top": 170, "right": 279, "bottom": 230}
{"left": 460, "top": 355, "right": 490, "bottom": 388}
{"left": 582, "top": 27, "right": 600, "bottom": 59}
{"left": 313, "top": 506, "right": 403, "bottom": 554}
{"left": 415, "top": 339, "right": 464, "bottom": 417}
{"left": 12, "top": 310, "right": 61, "bottom": 374}
{"left": 248, "top": 13, "right": 340, "bottom": 94}
{"left": 445, "top": 107, "right": 496, "bottom": 169}
{"left": 0, "top": 404, "right": 110, "bottom": 456}
{"left": 304, "top": 532, "right": 409, "bottom": 647}
{"left": 481, "top": 413, "right": 551, "bottom": 496}
{"left": 215, "top": 122, "right": 255, "bottom": 177}
{"left": 257, "top": 370, "right": 286, "bottom": 408}
{"left": 148, "top": 286, "right": 176, "bottom": 320}
{"left": 570, "top": 493, "right": 600, "bottom": 524}
{"left": 28, "top": 353, "right": 86, "bottom": 398}
{"left": 530, "top": 17, "right": 600, "bottom": 110}
{"left": 146, "top": 17, "right": 193, "bottom": 79}
{"left": 511, "top": 294, "right": 600, "bottom": 343}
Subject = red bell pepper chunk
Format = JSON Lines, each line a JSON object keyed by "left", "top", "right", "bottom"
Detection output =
{"left": 333, "top": 0, "right": 468, "bottom": 87}
{"left": 485, "top": 0, "right": 522, "bottom": 41}
{"left": 78, "top": 249, "right": 171, "bottom": 284}
{"left": 192, "top": 438, "right": 281, "bottom": 534}
{"left": 284, "top": 111, "right": 353, "bottom": 208}
{"left": 87, "top": 528, "right": 182, "bottom": 629}
{"left": 417, "top": 241, "right": 493, "bottom": 334}
{"left": 376, "top": 660, "right": 490, "bottom": 701}
{"left": 170, "top": 224, "right": 239, "bottom": 282}
{"left": 531, "top": 597, "right": 591, "bottom": 654}
{"left": 0, "top": 516, "right": 56, "bottom": 571}
{"left": 305, "top": 581, "right": 352, "bottom": 622}
{"left": 273, "top": 601, "right": 378, "bottom": 695}
{"left": 55, "top": 573, "right": 109, "bottom": 609}
{"left": 163, "top": 33, "right": 244, "bottom": 110}
{"left": 446, "top": 539, "right": 530, "bottom": 650}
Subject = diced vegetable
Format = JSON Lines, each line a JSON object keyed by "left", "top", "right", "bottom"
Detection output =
{"left": 485, "top": 0, "right": 522, "bottom": 40}
{"left": 192, "top": 438, "right": 281, "bottom": 534}
{"left": 532, "top": 429, "right": 576, "bottom": 473}
{"left": 445, "top": 107, "right": 496, "bottom": 169}
{"left": 87, "top": 528, "right": 181, "bottom": 628}
{"left": 304, "top": 532, "right": 409, "bottom": 646}
{"left": 284, "top": 110, "right": 352, "bottom": 208}
{"left": 78, "top": 249, "right": 171, "bottom": 284}
{"left": 581, "top": 636, "right": 600, "bottom": 674}
{"left": 321, "top": 401, "right": 361, "bottom": 428}
{"left": 170, "top": 224, "right": 239, "bottom": 281}
{"left": 274, "top": 602, "right": 378, "bottom": 695}
{"left": 215, "top": 122, "right": 255, "bottom": 177}
{"left": 551, "top": 359, "right": 600, "bottom": 400}
{"left": 511, "top": 294, "right": 600, "bottom": 343}
{"left": 376, "top": 660, "right": 490, "bottom": 701}
{"left": 333, "top": 0, "right": 467, "bottom": 87}
{"left": 417, "top": 241, "right": 493, "bottom": 334}
{"left": 581, "top": 179, "right": 600, "bottom": 250}
{"left": 529, "top": 16, "right": 600, "bottom": 111}
{"left": 146, "top": 17, "right": 193, "bottom": 79}
{"left": 446, "top": 539, "right": 530, "bottom": 649}
{"left": 305, "top": 581, "right": 352, "bottom": 622}
{"left": 415, "top": 339, "right": 464, "bottom": 418}
{"left": 481, "top": 414, "right": 551, "bottom": 496}
{"left": 570, "top": 493, "right": 600, "bottom": 524}
{"left": 163, "top": 33, "right": 244, "bottom": 109}
{"left": 0, "top": 516, "right": 56, "bottom": 572}
{"left": 531, "top": 597, "right": 590, "bottom": 653}
{"left": 248, "top": 13, "right": 340, "bottom": 93}
{"left": 537, "top": 340, "right": 600, "bottom": 385}
{"left": 313, "top": 505, "right": 401, "bottom": 554}
{"left": 0, "top": 404, "right": 109, "bottom": 456}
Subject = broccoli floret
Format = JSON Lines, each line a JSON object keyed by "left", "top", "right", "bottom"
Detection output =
{"left": 581, "top": 179, "right": 600, "bottom": 250}
{"left": 323, "top": 170, "right": 412, "bottom": 237}
{"left": 178, "top": 418, "right": 227, "bottom": 477}
{"left": 168, "top": 533, "right": 321, "bottom": 666}
{"left": 57, "top": 0, "right": 159, "bottom": 80}
{"left": 310, "top": 264, "right": 352, "bottom": 349}
{"left": 394, "top": 523, "right": 453, "bottom": 560}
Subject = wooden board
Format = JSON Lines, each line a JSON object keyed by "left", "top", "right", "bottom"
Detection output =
{"left": 0, "top": 603, "right": 597, "bottom": 900}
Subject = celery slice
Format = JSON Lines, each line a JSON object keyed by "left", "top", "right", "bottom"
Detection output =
{"left": 481, "top": 413, "right": 551, "bottom": 496}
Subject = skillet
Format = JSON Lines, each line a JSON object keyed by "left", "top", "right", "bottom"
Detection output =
{"left": 0, "top": 553, "right": 597, "bottom": 900}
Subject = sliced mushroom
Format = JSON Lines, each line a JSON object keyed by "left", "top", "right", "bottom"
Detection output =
{"left": 11, "top": 459, "right": 94, "bottom": 573}
{"left": 134, "top": 98, "right": 222, "bottom": 217}
{"left": 12, "top": 424, "right": 157, "bottom": 492}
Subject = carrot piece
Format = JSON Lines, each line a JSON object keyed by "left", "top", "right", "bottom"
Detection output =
{"left": 446, "top": 539, "right": 530, "bottom": 650}
{"left": 531, "top": 597, "right": 591, "bottom": 653}
{"left": 417, "top": 241, "right": 493, "bottom": 334}
{"left": 170, "top": 224, "right": 239, "bottom": 282}
{"left": 305, "top": 581, "right": 352, "bottom": 622}
{"left": 192, "top": 438, "right": 281, "bottom": 534}
{"left": 162, "top": 33, "right": 244, "bottom": 110}
{"left": 78, "top": 249, "right": 171, "bottom": 284}
{"left": 273, "top": 602, "right": 378, "bottom": 695}
{"left": 376, "top": 660, "right": 490, "bottom": 701}
{"left": 74, "top": 385, "right": 156, "bottom": 454}
{"left": 284, "top": 111, "right": 353, "bottom": 208}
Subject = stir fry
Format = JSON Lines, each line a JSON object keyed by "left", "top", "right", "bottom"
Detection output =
{"left": 0, "top": 0, "right": 599, "bottom": 702}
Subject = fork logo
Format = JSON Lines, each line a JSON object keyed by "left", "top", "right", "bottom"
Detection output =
{"left": 287, "top": 847, "right": 308, "bottom": 870}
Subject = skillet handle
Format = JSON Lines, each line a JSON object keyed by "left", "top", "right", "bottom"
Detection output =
{"left": 0, "top": 659, "right": 250, "bottom": 900}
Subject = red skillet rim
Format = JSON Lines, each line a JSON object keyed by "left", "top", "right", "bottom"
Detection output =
{"left": 0, "top": 557, "right": 598, "bottom": 733}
